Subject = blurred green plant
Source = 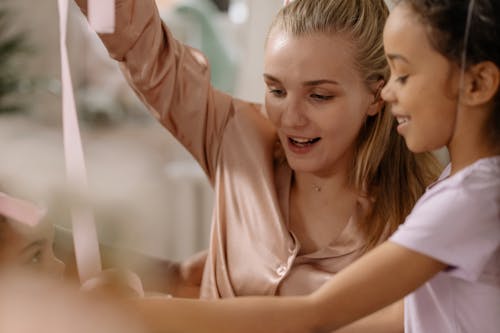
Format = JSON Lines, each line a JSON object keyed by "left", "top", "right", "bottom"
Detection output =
{"left": 0, "top": 6, "right": 31, "bottom": 114}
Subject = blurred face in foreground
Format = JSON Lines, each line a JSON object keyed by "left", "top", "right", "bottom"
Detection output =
{"left": 0, "top": 216, "right": 65, "bottom": 278}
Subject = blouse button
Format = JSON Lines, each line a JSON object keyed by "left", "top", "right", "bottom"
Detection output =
{"left": 276, "top": 264, "right": 287, "bottom": 277}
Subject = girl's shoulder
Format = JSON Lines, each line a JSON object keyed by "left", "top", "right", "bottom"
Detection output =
{"left": 428, "top": 155, "right": 500, "bottom": 194}
{"left": 405, "top": 156, "right": 500, "bottom": 229}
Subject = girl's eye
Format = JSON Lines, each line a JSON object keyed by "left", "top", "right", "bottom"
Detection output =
{"left": 396, "top": 75, "right": 409, "bottom": 85}
{"left": 310, "top": 94, "right": 333, "bottom": 101}
{"left": 28, "top": 250, "right": 42, "bottom": 265}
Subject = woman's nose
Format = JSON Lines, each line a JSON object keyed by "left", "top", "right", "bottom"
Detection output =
{"left": 281, "top": 99, "right": 307, "bottom": 128}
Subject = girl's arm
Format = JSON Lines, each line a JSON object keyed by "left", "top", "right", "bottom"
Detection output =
{"left": 130, "top": 242, "right": 445, "bottom": 333}
{"left": 334, "top": 300, "right": 403, "bottom": 333}
{"left": 310, "top": 242, "right": 445, "bottom": 332}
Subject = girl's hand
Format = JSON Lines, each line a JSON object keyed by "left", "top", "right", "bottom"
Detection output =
{"left": 81, "top": 268, "right": 145, "bottom": 298}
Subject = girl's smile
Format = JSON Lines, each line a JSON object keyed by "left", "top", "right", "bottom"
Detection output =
{"left": 381, "top": 3, "right": 459, "bottom": 153}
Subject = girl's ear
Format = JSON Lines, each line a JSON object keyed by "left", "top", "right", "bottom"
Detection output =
{"left": 367, "top": 80, "right": 385, "bottom": 116}
{"left": 463, "top": 61, "right": 500, "bottom": 106}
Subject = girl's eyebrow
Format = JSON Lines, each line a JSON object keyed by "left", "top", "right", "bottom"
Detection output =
{"left": 20, "top": 239, "right": 46, "bottom": 254}
{"left": 387, "top": 53, "right": 410, "bottom": 64}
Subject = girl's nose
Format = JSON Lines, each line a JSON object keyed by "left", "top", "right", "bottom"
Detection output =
{"left": 380, "top": 82, "right": 393, "bottom": 102}
{"left": 50, "top": 256, "right": 66, "bottom": 278}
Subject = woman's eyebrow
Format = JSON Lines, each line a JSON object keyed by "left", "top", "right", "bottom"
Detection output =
{"left": 303, "top": 79, "right": 339, "bottom": 86}
{"left": 263, "top": 74, "right": 281, "bottom": 83}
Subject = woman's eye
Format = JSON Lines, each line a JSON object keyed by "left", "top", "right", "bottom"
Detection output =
{"left": 268, "top": 88, "right": 286, "bottom": 97}
{"left": 310, "top": 93, "right": 333, "bottom": 101}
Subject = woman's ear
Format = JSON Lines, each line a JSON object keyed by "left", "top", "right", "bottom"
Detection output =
{"left": 367, "top": 80, "right": 385, "bottom": 116}
{"left": 463, "top": 61, "right": 500, "bottom": 106}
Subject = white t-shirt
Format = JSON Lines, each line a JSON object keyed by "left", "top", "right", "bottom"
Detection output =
{"left": 390, "top": 156, "right": 500, "bottom": 333}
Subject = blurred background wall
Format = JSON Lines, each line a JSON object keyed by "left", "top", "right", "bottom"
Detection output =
{"left": 0, "top": 0, "right": 283, "bottom": 262}
{"left": 0, "top": 0, "right": 409, "bottom": 263}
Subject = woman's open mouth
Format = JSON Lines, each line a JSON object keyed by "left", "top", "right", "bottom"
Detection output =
{"left": 287, "top": 136, "right": 322, "bottom": 154}
{"left": 289, "top": 137, "right": 321, "bottom": 147}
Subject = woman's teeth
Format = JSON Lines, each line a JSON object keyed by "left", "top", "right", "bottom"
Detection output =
{"left": 289, "top": 137, "right": 321, "bottom": 146}
{"left": 397, "top": 116, "right": 410, "bottom": 124}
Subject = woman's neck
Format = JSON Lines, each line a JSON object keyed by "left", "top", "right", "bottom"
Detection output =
{"left": 293, "top": 169, "right": 351, "bottom": 199}
{"left": 290, "top": 170, "right": 360, "bottom": 254}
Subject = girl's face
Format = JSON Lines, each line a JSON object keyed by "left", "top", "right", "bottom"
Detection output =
{"left": 381, "top": 4, "right": 460, "bottom": 153}
{"left": 0, "top": 220, "right": 65, "bottom": 278}
{"left": 264, "top": 30, "right": 379, "bottom": 177}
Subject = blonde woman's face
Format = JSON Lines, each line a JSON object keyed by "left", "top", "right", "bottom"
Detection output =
{"left": 0, "top": 220, "right": 65, "bottom": 278}
{"left": 264, "top": 31, "right": 379, "bottom": 177}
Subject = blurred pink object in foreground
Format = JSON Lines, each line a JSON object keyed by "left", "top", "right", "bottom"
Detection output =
{"left": 88, "top": 0, "right": 115, "bottom": 33}
{"left": 0, "top": 271, "right": 147, "bottom": 333}
{"left": 0, "top": 192, "right": 45, "bottom": 227}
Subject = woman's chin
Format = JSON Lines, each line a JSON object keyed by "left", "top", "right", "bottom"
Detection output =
{"left": 287, "top": 159, "right": 324, "bottom": 175}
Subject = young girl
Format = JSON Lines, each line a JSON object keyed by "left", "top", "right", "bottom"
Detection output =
{"left": 0, "top": 191, "right": 65, "bottom": 277}
{"left": 73, "top": 0, "right": 438, "bottom": 310}
{"left": 120, "top": 0, "right": 499, "bottom": 332}
{"left": 0, "top": 192, "right": 147, "bottom": 333}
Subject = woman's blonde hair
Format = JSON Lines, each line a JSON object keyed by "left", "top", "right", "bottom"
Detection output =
{"left": 271, "top": 0, "right": 441, "bottom": 250}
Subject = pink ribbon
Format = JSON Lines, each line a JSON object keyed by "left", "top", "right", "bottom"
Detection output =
{"left": 57, "top": 0, "right": 102, "bottom": 283}
{"left": 88, "top": 0, "right": 115, "bottom": 33}
{"left": 57, "top": 0, "right": 145, "bottom": 297}
{"left": 0, "top": 192, "right": 46, "bottom": 227}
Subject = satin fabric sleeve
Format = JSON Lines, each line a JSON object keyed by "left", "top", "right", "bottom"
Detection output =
{"left": 73, "top": 0, "right": 235, "bottom": 182}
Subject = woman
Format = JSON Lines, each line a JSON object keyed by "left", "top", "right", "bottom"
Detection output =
{"left": 75, "top": 0, "right": 440, "bottom": 330}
